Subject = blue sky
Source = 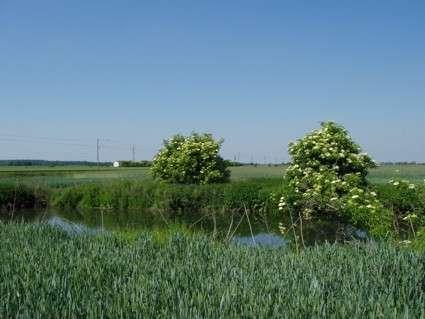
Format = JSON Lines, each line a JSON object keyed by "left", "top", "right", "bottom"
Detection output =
{"left": 1, "top": 0, "right": 424, "bottom": 162}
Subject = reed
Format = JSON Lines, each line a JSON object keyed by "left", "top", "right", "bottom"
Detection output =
{"left": 51, "top": 179, "right": 284, "bottom": 215}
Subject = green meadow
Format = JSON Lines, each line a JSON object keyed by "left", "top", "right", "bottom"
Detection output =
{"left": 1, "top": 164, "right": 425, "bottom": 187}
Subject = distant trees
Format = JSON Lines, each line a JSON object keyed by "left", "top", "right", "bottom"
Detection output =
{"left": 0, "top": 160, "right": 111, "bottom": 167}
{"left": 118, "top": 161, "right": 152, "bottom": 167}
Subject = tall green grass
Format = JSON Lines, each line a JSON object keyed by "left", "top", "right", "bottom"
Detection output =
{"left": 52, "top": 179, "right": 284, "bottom": 214}
{"left": 0, "top": 223, "right": 424, "bottom": 318}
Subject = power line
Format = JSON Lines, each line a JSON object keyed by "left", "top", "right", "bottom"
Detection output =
{"left": 0, "top": 136, "right": 145, "bottom": 152}
{"left": 0, "top": 138, "right": 93, "bottom": 148}
{"left": 0, "top": 133, "right": 87, "bottom": 143}
{"left": 0, "top": 133, "right": 161, "bottom": 161}
{"left": 0, "top": 133, "right": 145, "bottom": 148}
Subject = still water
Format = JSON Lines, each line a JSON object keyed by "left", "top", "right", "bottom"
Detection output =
{"left": 1, "top": 209, "right": 367, "bottom": 248}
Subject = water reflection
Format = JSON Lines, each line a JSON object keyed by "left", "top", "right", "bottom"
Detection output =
{"left": 232, "top": 233, "right": 287, "bottom": 247}
{"left": 1, "top": 209, "right": 282, "bottom": 235}
{"left": 47, "top": 216, "right": 101, "bottom": 235}
{"left": 0, "top": 209, "right": 369, "bottom": 247}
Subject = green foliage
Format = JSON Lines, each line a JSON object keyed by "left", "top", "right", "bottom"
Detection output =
{"left": 377, "top": 180, "right": 425, "bottom": 236}
{"left": 1, "top": 223, "right": 424, "bottom": 318}
{"left": 151, "top": 133, "right": 230, "bottom": 184}
{"left": 412, "top": 227, "right": 425, "bottom": 251}
{"left": 280, "top": 122, "right": 392, "bottom": 236}
{"left": 52, "top": 179, "right": 282, "bottom": 215}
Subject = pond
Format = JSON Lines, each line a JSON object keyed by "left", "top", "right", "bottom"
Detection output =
{"left": 0, "top": 209, "right": 368, "bottom": 248}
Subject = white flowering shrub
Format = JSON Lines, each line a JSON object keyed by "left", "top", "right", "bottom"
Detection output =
{"left": 151, "top": 133, "right": 230, "bottom": 184}
{"left": 279, "top": 122, "right": 392, "bottom": 236}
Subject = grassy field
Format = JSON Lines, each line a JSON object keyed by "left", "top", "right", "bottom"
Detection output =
{"left": 368, "top": 164, "right": 425, "bottom": 184}
{"left": 1, "top": 223, "right": 424, "bottom": 318}
{"left": 1, "top": 164, "right": 425, "bottom": 187}
{"left": 0, "top": 166, "right": 152, "bottom": 187}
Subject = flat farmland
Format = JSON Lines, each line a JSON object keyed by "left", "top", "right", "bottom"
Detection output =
{"left": 0, "top": 164, "right": 424, "bottom": 187}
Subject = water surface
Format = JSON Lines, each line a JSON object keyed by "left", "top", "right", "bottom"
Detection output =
{"left": 1, "top": 209, "right": 368, "bottom": 248}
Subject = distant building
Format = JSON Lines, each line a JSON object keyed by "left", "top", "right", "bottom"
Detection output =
{"left": 113, "top": 161, "right": 120, "bottom": 168}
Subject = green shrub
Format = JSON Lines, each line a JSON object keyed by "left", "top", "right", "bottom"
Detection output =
{"left": 151, "top": 133, "right": 230, "bottom": 184}
{"left": 279, "top": 122, "right": 392, "bottom": 236}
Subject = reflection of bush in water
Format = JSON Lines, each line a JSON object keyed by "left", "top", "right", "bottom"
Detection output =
{"left": 53, "top": 207, "right": 283, "bottom": 237}
{"left": 0, "top": 183, "right": 49, "bottom": 211}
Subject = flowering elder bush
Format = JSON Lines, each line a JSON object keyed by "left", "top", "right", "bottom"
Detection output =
{"left": 151, "top": 133, "right": 230, "bottom": 184}
{"left": 279, "top": 122, "right": 392, "bottom": 236}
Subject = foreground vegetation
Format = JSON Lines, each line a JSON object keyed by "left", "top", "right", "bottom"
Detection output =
{"left": 1, "top": 223, "right": 424, "bottom": 318}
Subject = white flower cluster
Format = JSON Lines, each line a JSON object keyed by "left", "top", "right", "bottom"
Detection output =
{"left": 280, "top": 122, "right": 387, "bottom": 233}
{"left": 388, "top": 179, "right": 416, "bottom": 190}
{"left": 287, "top": 122, "right": 376, "bottom": 174}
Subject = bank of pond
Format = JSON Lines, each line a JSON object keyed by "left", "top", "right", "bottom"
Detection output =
{"left": 1, "top": 178, "right": 425, "bottom": 247}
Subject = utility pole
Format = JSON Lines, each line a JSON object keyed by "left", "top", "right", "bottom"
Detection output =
{"left": 97, "top": 138, "right": 100, "bottom": 166}
{"left": 132, "top": 145, "right": 136, "bottom": 161}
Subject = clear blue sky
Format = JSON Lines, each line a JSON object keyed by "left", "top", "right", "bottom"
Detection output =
{"left": 1, "top": 0, "right": 424, "bottom": 162}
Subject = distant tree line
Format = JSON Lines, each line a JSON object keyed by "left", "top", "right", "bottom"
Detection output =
{"left": 225, "top": 161, "right": 250, "bottom": 167}
{"left": 226, "top": 161, "right": 286, "bottom": 167}
{"left": 2, "top": 159, "right": 423, "bottom": 168}
{"left": 0, "top": 160, "right": 112, "bottom": 167}
{"left": 380, "top": 162, "right": 425, "bottom": 165}
{"left": 118, "top": 161, "right": 152, "bottom": 167}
